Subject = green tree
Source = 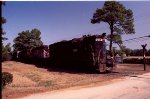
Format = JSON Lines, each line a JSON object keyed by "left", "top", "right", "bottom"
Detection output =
{"left": 130, "top": 49, "right": 143, "bottom": 56}
{"left": 91, "top": 1, "right": 135, "bottom": 52}
{"left": 2, "top": 17, "right": 8, "bottom": 41}
{"left": 3, "top": 43, "right": 11, "bottom": 52}
{"left": 2, "top": 43, "right": 11, "bottom": 54}
{"left": 2, "top": 1, "right": 7, "bottom": 41}
{"left": 2, "top": 2, "right": 11, "bottom": 61}
{"left": 124, "top": 48, "right": 132, "bottom": 56}
{"left": 108, "top": 34, "right": 124, "bottom": 52}
{"left": 115, "top": 49, "right": 122, "bottom": 56}
{"left": 13, "top": 28, "right": 43, "bottom": 51}
{"left": 147, "top": 49, "right": 150, "bottom": 56}
{"left": 2, "top": 43, "right": 12, "bottom": 61}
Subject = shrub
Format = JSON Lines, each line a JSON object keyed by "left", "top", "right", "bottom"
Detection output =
{"left": 38, "top": 80, "right": 54, "bottom": 87}
{"left": 2, "top": 72, "right": 13, "bottom": 89}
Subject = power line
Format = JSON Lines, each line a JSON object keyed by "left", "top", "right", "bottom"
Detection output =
{"left": 112, "top": 35, "right": 150, "bottom": 49}
{"left": 122, "top": 35, "right": 150, "bottom": 42}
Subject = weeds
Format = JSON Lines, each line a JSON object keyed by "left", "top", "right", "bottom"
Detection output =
{"left": 26, "top": 73, "right": 41, "bottom": 82}
{"left": 38, "top": 80, "right": 54, "bottom": 87}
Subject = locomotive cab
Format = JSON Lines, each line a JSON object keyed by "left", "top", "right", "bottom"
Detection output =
{"left": 94, "top": 34, "right": 107, "bottom": 72}
{"left": 94, "top": 33, "right": 116, "bottom": 73}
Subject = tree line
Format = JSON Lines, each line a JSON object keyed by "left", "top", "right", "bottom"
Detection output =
{"left": 115, "top": 48, "right": 150, "bottom": 56}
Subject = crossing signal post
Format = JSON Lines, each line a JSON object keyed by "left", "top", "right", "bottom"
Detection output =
{"left": 141, "top": 44, "right": 147, "bottom": 71}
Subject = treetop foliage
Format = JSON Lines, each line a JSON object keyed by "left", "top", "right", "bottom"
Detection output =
{"left": 2, "top": 17, "right": 8, "bottom": 41}
{"left": 13, "top": 28, "right": 43, "bottom": 51}
{"left": 91, "top": 1, "right": 135, "bottom": 34}
{"left": 2, "top": 2, "right": 7, "bottom": 41}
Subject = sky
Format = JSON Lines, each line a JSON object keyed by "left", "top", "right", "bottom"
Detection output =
{"left": 2, "top": 1, "right": 150, "bottom": 50}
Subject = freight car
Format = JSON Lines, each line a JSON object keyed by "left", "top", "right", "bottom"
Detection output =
{"left": 13, "top": 45, "right": 50, "bottom": 65}
{"left": 49, "top": 33, "right": 116, "bottom": 72}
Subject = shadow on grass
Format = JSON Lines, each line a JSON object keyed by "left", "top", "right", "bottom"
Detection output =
{"left": 12, "top": 59, "right": 101, "bottom": 74}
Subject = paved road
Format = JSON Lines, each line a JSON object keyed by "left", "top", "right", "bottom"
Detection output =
{"left": 20, "top": 73, "right": 150, "bottom": 99}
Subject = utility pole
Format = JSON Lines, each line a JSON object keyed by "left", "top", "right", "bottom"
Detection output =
{"left": 141, "top": 44, "right": 147, "bottom": 71}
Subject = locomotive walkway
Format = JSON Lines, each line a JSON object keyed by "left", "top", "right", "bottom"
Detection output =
{"left": 20, "top": 72, "right": 150, "bottom": 99}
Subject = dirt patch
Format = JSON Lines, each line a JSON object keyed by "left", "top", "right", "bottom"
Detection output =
{"left": 2, "top": 61, "right": 150, "bottom": 99}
